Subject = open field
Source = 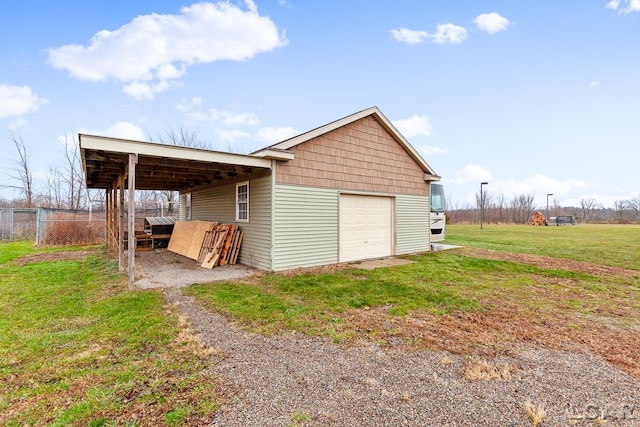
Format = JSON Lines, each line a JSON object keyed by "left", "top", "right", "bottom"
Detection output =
{"left": 186, "top": 224, "right": 640, "bottom": 378}
{"left": 0, "top": 242, "right": 219, "bottom": 426}
{"left": 444, "top": 223, "right": 640, "bottom": 271}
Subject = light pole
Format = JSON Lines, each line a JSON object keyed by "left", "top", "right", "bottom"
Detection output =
{"left": 480, "top": 182, "right": 488, "bottom": 229}
{"left": 547, "top": 193, "right": 553, "bottom": 225}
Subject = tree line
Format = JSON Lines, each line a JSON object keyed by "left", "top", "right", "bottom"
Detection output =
{"left": 448, "top": 191, "right": 640, "bottom": 224}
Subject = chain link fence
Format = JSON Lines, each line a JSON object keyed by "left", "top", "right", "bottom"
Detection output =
{"left": 36, "top": 208, "right": 106, "bottom": 246}
{"left": 1, "top": 208, "right": 37, "bottom": 242}
{"left": 2, "top": 205, "right": 175, "bottom": 246}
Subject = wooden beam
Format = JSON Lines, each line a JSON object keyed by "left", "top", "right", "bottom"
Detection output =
{"left": 127, "top": 153, "right": 137, "bottom": 289}
{"left": 118, "top": 171, "right": 125, "bottom": 271}
{"left": 105, "top": 189, "right": 110, "bottom": 251}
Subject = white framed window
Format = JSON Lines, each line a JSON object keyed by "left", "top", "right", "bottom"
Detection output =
{"left": 236, "top": 181, "right": 249, "bottom": 222}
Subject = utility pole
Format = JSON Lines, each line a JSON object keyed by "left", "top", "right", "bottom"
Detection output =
{"left": 547, "top": 193, "right": 553, "bottom": 226}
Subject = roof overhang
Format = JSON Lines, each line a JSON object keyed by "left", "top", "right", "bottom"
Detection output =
{"left": 250, "top": 147, "right": 295, "bottom": 161}
{"left": 80, "top": 134, "right": 272, "bottom": 191}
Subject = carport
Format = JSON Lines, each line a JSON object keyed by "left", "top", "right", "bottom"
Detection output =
{"left": 79, "top": 134, "right": 273, "bottom": 287}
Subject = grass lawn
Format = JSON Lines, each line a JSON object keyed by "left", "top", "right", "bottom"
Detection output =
{"left": 0, "top": 241, "right": 219, "bottom": 426}
{"left": 443, "top": 223, "right": 640, "bottom": 271}
{"left": 185, "top": 224, "right": 640, "bottom": 377}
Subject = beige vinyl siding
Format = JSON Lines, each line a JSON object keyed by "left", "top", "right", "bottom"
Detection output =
{"left": 273, "top": 184, "right": 338, "bottom": 271}
{"left": 396, "top": 194, "right": 430, "bottom": 254}
{"left": 178, "top": 193, "right": 187, "bottom": 220}
{"left": 191, "top": 175, "right": 272, "bottom": 270}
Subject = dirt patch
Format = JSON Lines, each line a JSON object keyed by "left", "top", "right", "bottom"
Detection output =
{"left": 13, "top": 249, "right": 96, "bottom": 266}
{"left": 456, "top": 246, "right": 640, "bottom": 279}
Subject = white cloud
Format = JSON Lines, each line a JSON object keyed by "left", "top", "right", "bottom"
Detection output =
{"left": 420, "top": 145, "right": 447, "bottom": 155}
{"left": 210, "top": 109, "right": 260, "bottom": 126}
{"left": 217, "top": 129, "right": 251, "bottom": 142}
{"left": 0, "top": 84, "right": 48, "bottom": 118}
{"left": 56, "top": 122, "right": 145, "bottom": 154}
{"left": 104, "top": 122, "right": 147, "bottom": 140}
{"left": 475, "top": 13, "right": 510, "bottom": 34}
{"left": 70, "top": 122, "right": 146, "bottom": 143}
{"left": 176, "top": 97, "right": 202, "bottom": 112}
{"left": 392, "top": 115, "right": 432, "bottom": 137}
{"left": 607, "top": 0, "right": 621, "bottom": 8}
{"left": 432, "top": 23, "right": 468, "bottom": 44}
{"left": 606, "top": 0, "right": 640, "bottom": 13}
{"left": 454, "top": 164, "right": 492, "bottom": 183}
{"left": 256, "top": 126, "right": 298, "bottom": 143}
{"left": 390, "top": 28, "right": 430, "bottom": 44}
{"left": 48, "top": 2, "right": 287, "bottom": 99}
{"left": 588, "top": 81, "right": 600, "bottom": 88}
{"left": 390, "top": 23, "right": 467, "bottom": 45}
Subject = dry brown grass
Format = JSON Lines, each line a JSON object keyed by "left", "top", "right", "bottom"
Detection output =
{"left": 40, "top": 213, "right": 104, "bottom": 245}
{"left": 524, "top": 400, "right": 546, "bottom": 426}
{"left": 170, "top": 311, "right": 219, "bottom": 360}
{"left": 463, "top": 359, "right": 514, "bottom": 381}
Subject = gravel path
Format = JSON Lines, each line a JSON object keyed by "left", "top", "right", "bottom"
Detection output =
{"left": 134, "top": 250, "right": 256, "bottom": 289}
{"left": 165, "top": 289, "right": 640, "bottom": 426}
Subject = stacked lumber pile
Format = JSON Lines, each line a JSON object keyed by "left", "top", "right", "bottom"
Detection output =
{"left": 167, "top": 220, "right": 243, "bottom": 269}
{"left": 197, "top": 223, "right": 243, "bottom": 269}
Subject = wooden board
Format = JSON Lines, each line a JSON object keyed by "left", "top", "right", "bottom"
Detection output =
{"left": 168, "top": 220, "right": 214, "bottom": 260}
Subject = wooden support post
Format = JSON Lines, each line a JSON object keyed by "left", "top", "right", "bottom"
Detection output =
{"left": 127, "top": 153, "right": 137, "bottom": 289}
{"left": 111, "top": 185, "right": 117, "bottom": 252}
{"left": 118, "top": 172, "right": 125, "bottom": 271}
{"left": 105, "top": 189, "right": 110, "bottom": 251}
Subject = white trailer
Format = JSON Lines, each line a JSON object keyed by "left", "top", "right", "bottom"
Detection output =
{"left": 430, "top": 183, "right": 446, "bottom": 242}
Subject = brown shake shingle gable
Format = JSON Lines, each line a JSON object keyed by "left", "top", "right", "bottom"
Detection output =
{"left": 251, "top": 106, "right": 441, "bottom": 180}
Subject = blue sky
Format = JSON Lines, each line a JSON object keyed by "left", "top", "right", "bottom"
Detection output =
{"left": 1, "top": 0, "right": 639, "bottom": 209}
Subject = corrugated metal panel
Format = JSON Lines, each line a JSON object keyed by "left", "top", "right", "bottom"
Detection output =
{"left": 273, "top": 184, "right": 338, "bottom": 271}
{"left": 396, "top": 194, "right": 430, "bottom": 254}
{"left": 145, "top": 217, "right": 176, "bottom": 226}
{"left": 191, "top": 175, "right": 272, "bottom": 270}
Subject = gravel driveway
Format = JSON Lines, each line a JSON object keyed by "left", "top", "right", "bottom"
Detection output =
{"left": 165, "top": 289, "right": 640, "bottom": 426}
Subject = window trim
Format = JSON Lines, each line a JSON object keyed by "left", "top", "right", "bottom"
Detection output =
{"left": 236, "top": 181, "right": 249, "bottom": 223}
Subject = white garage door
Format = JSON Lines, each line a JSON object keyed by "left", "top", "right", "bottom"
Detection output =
{"left": 339, "top": 194, "right": 393, "bottom": 263}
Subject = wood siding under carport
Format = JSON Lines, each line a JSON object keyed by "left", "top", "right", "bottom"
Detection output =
{"left": 190, "top": 175, "right": 272, "bottom": 271}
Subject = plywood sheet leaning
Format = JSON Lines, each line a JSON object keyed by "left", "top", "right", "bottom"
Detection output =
{"left": 168, "top": 220, "right": 214, "bottom": 260}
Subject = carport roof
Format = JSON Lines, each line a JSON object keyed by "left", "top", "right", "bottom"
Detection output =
{"left": 80, "top": 134, "right": 276, "bottom": 191}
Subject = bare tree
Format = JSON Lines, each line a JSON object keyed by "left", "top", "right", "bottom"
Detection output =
{"left": 155, "top": 127, "right": 209, "bottom": 216}
{"left": 510, "top": 193, "right": 536, "bottom": 224}
{"left": 475, "top": 190, "right": 494, "bottom": 224}
{"left": 495, "top": 191, "right": 507, "bottom": 224}
{"left": 627, "top": 195, "right": 640, "bottom": 222}
{"left": 5, "top": 131, "right": 35, "bottom": 208}
{"left": 613, "top": 200, "right": 628, "bottom": 223}
{"left": 157, "top": 127, "right": 209, "bottom": 149}
{"left": 45, "top": 165, "right": 65, "bottom": 209}
{"left": 579, "top": 198, "right": 598, "bottom": 223}
{"left": 58, "top": 134, "right": 87, "bottom": 210}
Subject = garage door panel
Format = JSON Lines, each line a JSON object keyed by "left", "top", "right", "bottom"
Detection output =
{"left": 339, "top": 195, "right": 392, "bottom": 262}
